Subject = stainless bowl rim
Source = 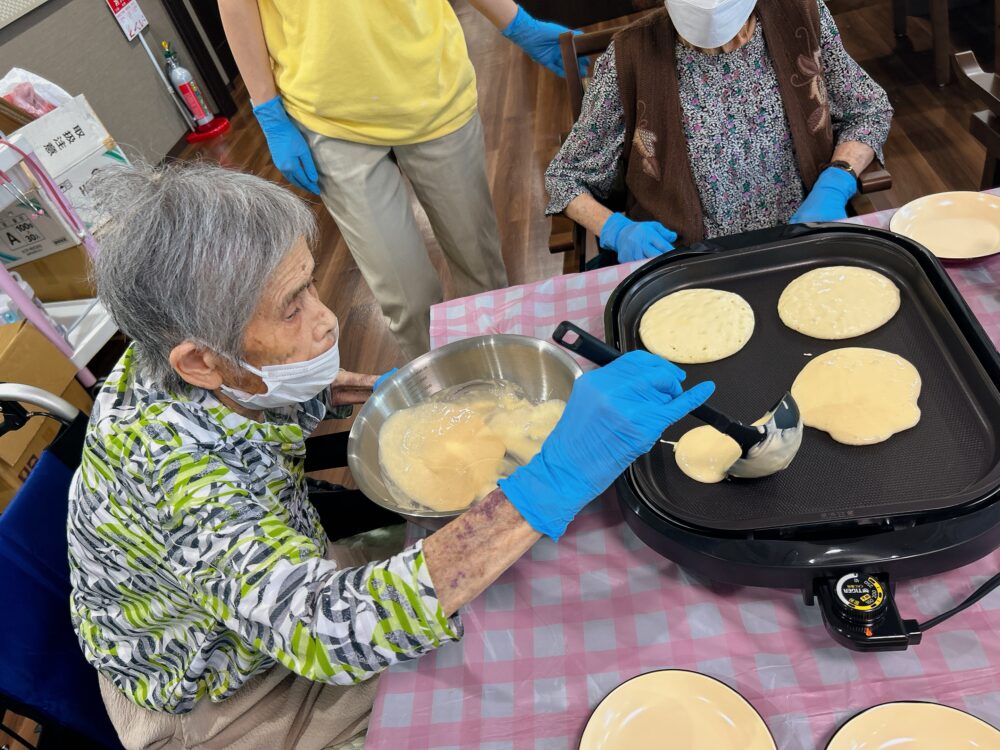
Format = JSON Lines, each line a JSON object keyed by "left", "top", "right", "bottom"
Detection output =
{"left": 347, "top": 333, "right": 584, "bottom": 519}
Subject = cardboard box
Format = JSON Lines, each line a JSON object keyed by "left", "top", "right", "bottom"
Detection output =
{"left": 0, "top": 96, "right": 32, "bottom": 136}
{"left": 0, "top": 185, "right": 79, "bottom": 269}
{"left": 0, "top": 320, "right": 91, "bottom": 497}
{"left": 10, "top": 95, "right": 127, "bottom": 230}
{"left": 0, "top": 109, "right": 29, "bottom": 136}
{"left": 13, "top": 95, "right": 113, "bottom": 178}
{"left": 14, "top": 242, "right": 93, "bottom": 302}
{"left": 1, "top": 96, "right": 125, "bottom": 299}
{"left": 54, "top": 144, "right": 128, "bottom": 228}
{"left": 0, "top": 477, "right": 16, "bottom": 514}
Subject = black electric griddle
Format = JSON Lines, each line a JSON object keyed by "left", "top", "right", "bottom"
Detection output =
{"left": 601, "top": 223, "right": 1000, "bottom": 651}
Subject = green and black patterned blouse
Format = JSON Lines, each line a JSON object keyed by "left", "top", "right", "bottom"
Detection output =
{"left": 68, "top": 346, "right": 461, "bottom": 713}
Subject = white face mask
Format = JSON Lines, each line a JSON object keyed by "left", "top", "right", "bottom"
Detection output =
{"left": 219, "top": 341, "right": 341, "bottom": 410}
{"left": 665, "top": 0, "right": 757, "bottom": 49}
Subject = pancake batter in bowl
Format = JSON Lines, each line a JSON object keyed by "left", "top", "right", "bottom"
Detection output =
{"left": 378, "top": 381, "right": 565, "bottom": 512}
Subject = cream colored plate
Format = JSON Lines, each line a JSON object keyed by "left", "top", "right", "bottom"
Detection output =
{"left": 890, "top": 191, "right": 1000, "bottom": 260}
{"left": 580, "top": 670, "right": 776, "bottom": 750}
{"left": 827, "top": 702, "right": 1000, "bottom": 749}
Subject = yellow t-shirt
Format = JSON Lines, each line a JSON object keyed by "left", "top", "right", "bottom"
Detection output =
{"left": 257, "top": 0, "right": 479, "bottom": 146}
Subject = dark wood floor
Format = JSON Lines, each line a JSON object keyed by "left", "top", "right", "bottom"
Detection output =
{"left": 835, "top": 0, "right": 997, "bottom": 211}
{"left": 174, "top": 0, "right": 997, "bottom": 485}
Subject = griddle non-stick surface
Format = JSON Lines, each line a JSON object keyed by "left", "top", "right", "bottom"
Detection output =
{"left": 607, "top": 227, "right": 1000, "bottom": 533}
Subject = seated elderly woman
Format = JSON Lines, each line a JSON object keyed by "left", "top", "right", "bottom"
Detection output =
{"left": 545, "top": 0, "right": 894, "bottom": 262}
{"left": 68, "top": 162, "right": 714, "bottom": 750}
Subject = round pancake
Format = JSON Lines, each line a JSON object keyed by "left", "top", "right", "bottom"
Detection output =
{"left": 778, "top": 266, "right": 900, "bottom": 340}
{"left": 674, "top": 425, "right": 742, "bottom": 483}
{"left": 791, "top": 347, "right": 921, "bottom": 445}
{"left": 639, "top": 288, "right": 755, "bottom": 364}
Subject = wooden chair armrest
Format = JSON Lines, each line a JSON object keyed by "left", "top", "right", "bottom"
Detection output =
{"left": 858, "top": 165, "right": 892, "bottom": 194}
{"left": 952, "top": 50, "right": 1000, "bottom": 117}
{"left": 549, "top": 214, "right": 576, "bottom": 254}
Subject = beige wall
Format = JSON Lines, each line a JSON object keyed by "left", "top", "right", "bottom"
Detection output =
{"left": 0, "top": 0, "right": 218, "bottom": 162}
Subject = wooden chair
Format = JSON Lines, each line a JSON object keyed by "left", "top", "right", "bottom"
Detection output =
{"left": 953, "top": 49, "right": 1000, "bottom": 188}
{"left": 548, "top": 29, "right": 622, "bottom": 272}
{"left": 893, "top": 0, "right": 954, "bottom": 86}
{"left": 549, "top": 27, "right": 894, "bottom": 272}
{"left": 894, "top": 0, "right": 1000, "bottom": 87}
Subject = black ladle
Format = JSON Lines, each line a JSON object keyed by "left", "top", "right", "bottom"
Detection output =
{"left": 553, "top": 321, "right": 802, "bottom": 478}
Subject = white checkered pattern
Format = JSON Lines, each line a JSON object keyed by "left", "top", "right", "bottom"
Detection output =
{"left": 368, "top": 198, "right": 1000, "bottom": 749}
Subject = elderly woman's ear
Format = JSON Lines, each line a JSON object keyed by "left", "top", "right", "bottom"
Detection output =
{"left": 168, "top": 342, "right": 228, "bottom": 391}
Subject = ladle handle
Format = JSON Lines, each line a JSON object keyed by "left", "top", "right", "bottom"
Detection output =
{"left": 552, "top": 321, "right": 621, "bottom": 366}
{"left": 553, "top": 321, "right": 762, "bottom": 454}
{"left": 690, "top": 405, "right": 762, "bottom": 454}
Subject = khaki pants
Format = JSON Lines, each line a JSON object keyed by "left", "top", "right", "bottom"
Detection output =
{"left": 302, "top": 114, "right": 509, "bottom": 360}
{"left": 99, "top": 541, "right": 387, "bottom": 750}
{"left": 99, "top": 666, "right": 376, "bottom": 750}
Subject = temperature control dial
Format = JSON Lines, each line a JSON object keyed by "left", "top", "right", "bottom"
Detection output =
{"left": 834, "top": 572, "right": 888, "bottom": 627}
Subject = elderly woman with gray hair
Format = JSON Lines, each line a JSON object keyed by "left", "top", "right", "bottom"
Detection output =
{"left": 68, "top": 161, "right": 714, "bottom": 750}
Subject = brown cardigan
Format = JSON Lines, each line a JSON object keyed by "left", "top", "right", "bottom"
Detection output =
{"left": 615, "top": 0, "right": 834, "bottom": 243}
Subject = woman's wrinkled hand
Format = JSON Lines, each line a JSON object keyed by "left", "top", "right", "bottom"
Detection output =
{"left": 329, "top": 370, "right": 378, "bottom": 405}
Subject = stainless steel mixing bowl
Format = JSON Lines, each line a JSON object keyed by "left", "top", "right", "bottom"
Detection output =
{"left": 347, "top": 334, "right": 583, "bottom": 529}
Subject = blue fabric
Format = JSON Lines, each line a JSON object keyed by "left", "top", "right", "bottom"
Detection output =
{"left": 0, "top": 449, "right": 123, "bottom": 749}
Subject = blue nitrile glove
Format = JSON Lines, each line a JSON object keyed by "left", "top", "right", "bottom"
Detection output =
{"left": 501, "top": 6, "right": 589, "bottom": 79}
{"left": 789, "top": 166, "right": 858, "bottom": 223}
{"left": 599, "top": 212, "right": 678, "bottom": 262}
{"left": 374, "top": 368, "right": 397, "bottom": 391}
{"left": 499, "top": 351, "right": 715, "bottom": 540}
{"left": 252, "top": 95, "right": 320, "bottom": 195}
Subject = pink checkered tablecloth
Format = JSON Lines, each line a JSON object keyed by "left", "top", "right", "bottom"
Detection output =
{"left": 365, "top": 202, "right": 1000, "bottom": 750}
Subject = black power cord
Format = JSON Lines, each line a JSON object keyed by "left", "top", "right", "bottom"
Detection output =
{"left": 0, "top": 399, "right": 30, "bottom": 437}
{"left": 919, "top": 571, "right": 1000, "bottom": 632}
{"left": 0, "top": 400, "right": 72, "bottom": 438}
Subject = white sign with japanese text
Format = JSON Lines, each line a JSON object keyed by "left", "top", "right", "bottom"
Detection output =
{"left": 105, "top": 0, "right": 148, "bottom": 41}
{"left": 13, "top": 95, "right": 111, "bottom": 177}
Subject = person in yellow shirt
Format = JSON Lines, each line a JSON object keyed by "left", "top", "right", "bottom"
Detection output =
{"left": 220, "top": 0, "right": 586, "bottom": 359}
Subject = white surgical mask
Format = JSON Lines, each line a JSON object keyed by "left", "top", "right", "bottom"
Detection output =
{"left": 219, "top": 341, "right": 341, "bottom": 410}
{"left": 665, "top": 0, "right": 757, "bottom": 49}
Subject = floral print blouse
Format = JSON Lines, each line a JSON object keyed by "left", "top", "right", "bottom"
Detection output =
{"left": 544, "top": 0, "right": 893, "bottom": 239}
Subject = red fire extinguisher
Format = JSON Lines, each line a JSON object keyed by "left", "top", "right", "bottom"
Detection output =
{"left": 162, "top": 41, "right": 230, "bottom": 143}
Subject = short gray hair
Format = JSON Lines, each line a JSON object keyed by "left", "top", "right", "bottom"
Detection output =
{"left": 89, "top": 160, "right": 316, "bottom": 391}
